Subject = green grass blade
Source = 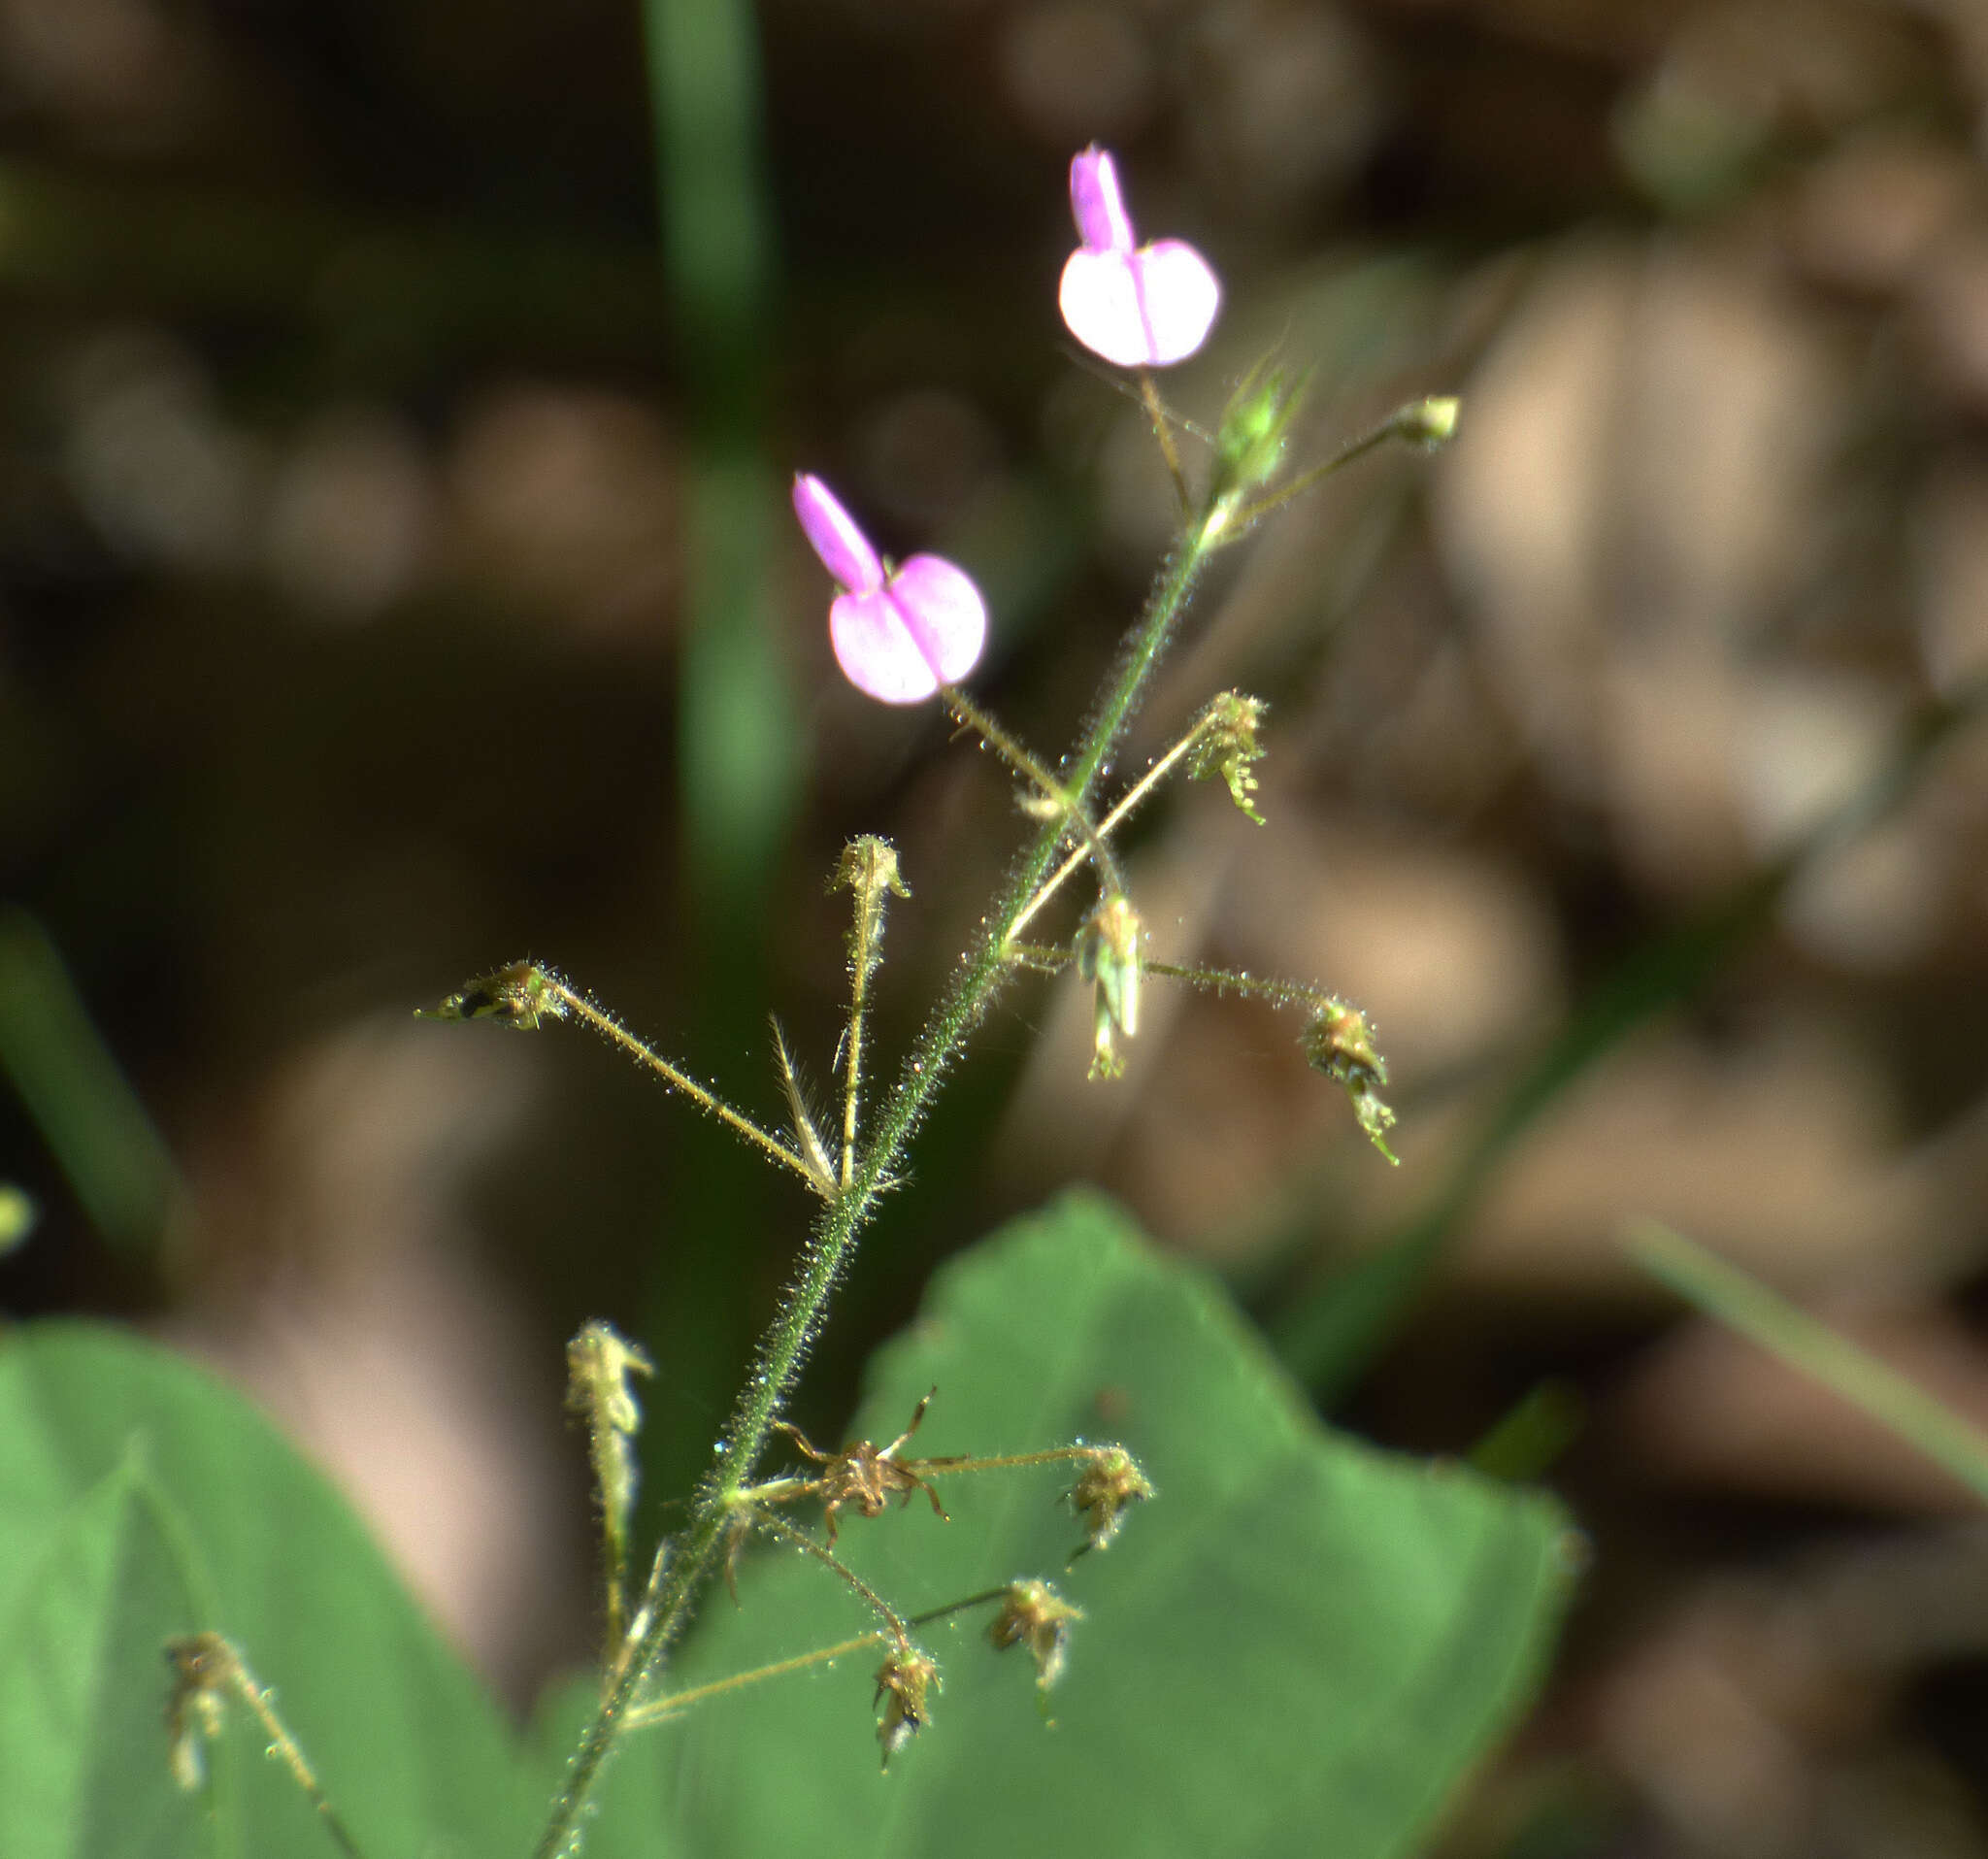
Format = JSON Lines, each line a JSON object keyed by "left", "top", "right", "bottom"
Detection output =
{"left": 1628, "top": 1221, "right": 1988, "bottom": 1509}
{"left": 0, "top": 910, "right": 176, "bottom": 1259}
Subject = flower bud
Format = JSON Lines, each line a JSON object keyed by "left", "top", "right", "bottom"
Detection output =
{"left": 1075, "top": 895, "right": 1143, "bottom": 1080}
{"left": 1393, "top": 395, "right": 1461, "bottom": 450}
{"left": 1209, "top": 363, "right": 1310, "bottom": 513}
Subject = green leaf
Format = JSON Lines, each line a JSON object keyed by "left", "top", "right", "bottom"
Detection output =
{"left": 0, "top": 1322, "right": 526, "bottom": 1859}
{"left": 604, "top": 1192, "right": 1574, "bottom": 1859}
{"left": 0, "top": 1453, "right": 211, "bottom": 1859}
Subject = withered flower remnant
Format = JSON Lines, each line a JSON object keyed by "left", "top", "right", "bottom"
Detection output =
{"left": 1302, "top": 999, "right": 1399, "bottom": 1164}
{"left": 1069, "top": 1444, "right": 1152, "bottom": 1552}
{"left": 874, "top": 1645, "right": 940, "bottom": 1768}
{"left": 415, "top": 960, "right": 566, "bottom": 1031}
{"left": 988, "top": 1578, "right": 1084, "bottom": 1690}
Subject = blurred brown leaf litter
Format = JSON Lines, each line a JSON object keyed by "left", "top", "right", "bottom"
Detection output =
{"left": 3, "top": 0, "right": 1988, "bottom": 1851}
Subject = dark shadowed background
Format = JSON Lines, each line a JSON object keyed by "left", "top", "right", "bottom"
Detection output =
{"left": 4, "top": 2, "right": 1988, "bottom": 1853}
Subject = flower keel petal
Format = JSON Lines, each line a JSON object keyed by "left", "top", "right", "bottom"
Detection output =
{"left": 1132, "top": 240, "right": 1221, "bottom": 367}
{"left": 887, "top": 553, "right": 987, "bottom": 685}
{"left": 830, "top": 588, "right": 941, "bottom": 705}
{"left": 1059, "top": 249, "right": 1151, "bottom": 368}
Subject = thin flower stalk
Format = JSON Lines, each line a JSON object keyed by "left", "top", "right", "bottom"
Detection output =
{"left": 741, "top": 1507, "right": 915, "bottom": 1650}
{"left": 1008, "top": 699, "right": 1231, "bottom": 941}
{"left": 939, "top": 684, "right": 1126, "bottom": 902}
{"left": 423, "top": 966, "right": 824, "bottom": 1197}
{"left": 623, "top": 1584, "right": 1020, "bottom": 1734}
{"left": 166, "top": 1634, "right": 367, "bottom": 1859}
{"left": 1212, "top": 397, "right": 1462, "bottom": 541}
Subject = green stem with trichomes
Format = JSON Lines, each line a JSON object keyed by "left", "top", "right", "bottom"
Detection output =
{"left": 941, "top": 684, "right": 1126, "bottom": 902}
{"left": 530, "top": 496, "right": 1229, "bottom": 1859}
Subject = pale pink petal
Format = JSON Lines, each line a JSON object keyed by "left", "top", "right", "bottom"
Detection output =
{"left": 1069, "top": 146, "right": 1134, "bottom": 254}
{"left": 831, "top": 588, "right": 941, "bottom": 704}
{"left": 1059, "top": 249, "right": 1151, "bottom": 368}
{"left": 887, "top": 553, "right": 986, "bottom": 684}
{"left": 792, "top": 472, "right": 884, "bottom": 593}
{"left": 1131, "top": 240, "right": 1221, "bottom": 366}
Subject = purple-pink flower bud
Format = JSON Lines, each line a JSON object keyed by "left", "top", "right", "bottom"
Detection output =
{"left": 791, "top": 474, "right": 987, "bottom": 705}
{"left": 1059, "top": 146, "right": 1220, "bottom": 370}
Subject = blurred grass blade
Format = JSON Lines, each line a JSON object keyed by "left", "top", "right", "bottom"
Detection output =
{"left": 0, "top": 910, "right": 175, "bottom": 1258}
{"left": 636, "top": 0, "right": 803, "bottom": 1511}
{"left": 1468, "top": 1379, "right": 1585, "bottom": 1484}
{"left": 1273, "top": 671, "right": 1988, "bottom": 1405}
{"left": 642, "top": 0, "right": 798, "bottom": 920}
{"left": 1629, "top": 1221, "right": 1988, "bottom": 1508}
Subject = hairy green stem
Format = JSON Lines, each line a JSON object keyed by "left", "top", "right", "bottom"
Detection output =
{"left": 532, "top": 502, "right": 1224, "bottom": 1859}
{"left": 940, "top": 685, "right": 1126, "bottom": 901}
{"left": 1007, "top": 705, "right": 1221, "bottom": 941}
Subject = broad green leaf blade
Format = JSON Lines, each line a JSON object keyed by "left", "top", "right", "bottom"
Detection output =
{"left": 0, "top": 1322, "right": 526, "bottom": 1859}
{"left": 0, "top": 1454, "right": 212, "bottom": 1859}
{"left": 619, "top": 1192, "right": 1574, "bottom": 1859}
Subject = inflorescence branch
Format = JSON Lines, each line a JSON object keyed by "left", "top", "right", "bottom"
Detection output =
{"left": 414, "top": 144, "right": 1459, "bottom": 1857}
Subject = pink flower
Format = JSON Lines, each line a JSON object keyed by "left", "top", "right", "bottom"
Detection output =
{"left": 792, "top": 474, "right": 987, "bottom": 704}
{"left": 1058, "top": 147, "right": 1220, "bottom": 369}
